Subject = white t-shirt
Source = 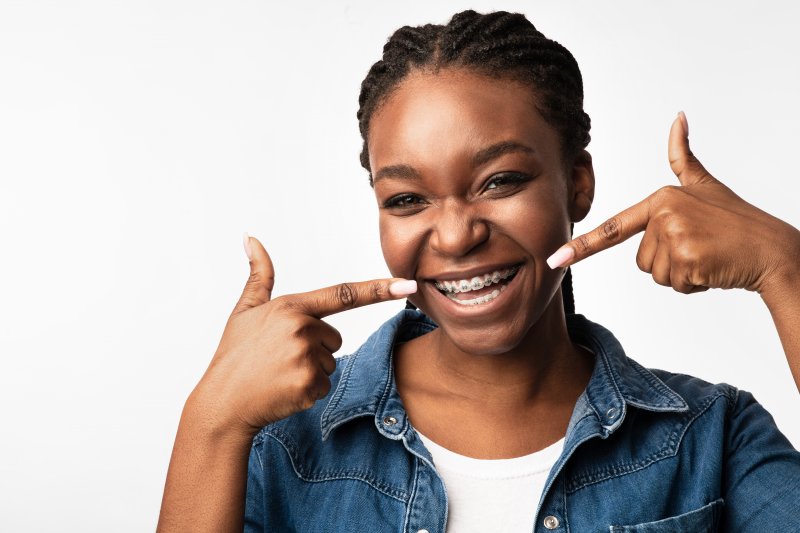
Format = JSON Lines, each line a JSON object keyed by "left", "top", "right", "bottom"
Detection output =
{"left": 416, "top": 431, "right": 565, "bottom": 533}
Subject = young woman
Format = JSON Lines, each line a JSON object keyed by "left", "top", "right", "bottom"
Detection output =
{"left": 158, "top": 10, "right": 800, "bottom": 532}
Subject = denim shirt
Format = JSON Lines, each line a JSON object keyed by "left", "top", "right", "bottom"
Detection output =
{"left": 244, "top": 309, "right": 800, "bottom": 532}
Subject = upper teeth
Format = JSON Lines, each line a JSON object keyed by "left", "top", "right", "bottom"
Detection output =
{"left": 434, "top": 266, "right": 519, "bottom": 293}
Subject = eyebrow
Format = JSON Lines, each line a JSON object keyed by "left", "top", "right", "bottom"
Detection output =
{"left": 472, "top": 141, "right": 534, "bottom": 167}
{"left": 372, "top": 140, "right": 535, "bottom": 183}
{"left": 372, "top": 164, "right": 421, "bottom": 183}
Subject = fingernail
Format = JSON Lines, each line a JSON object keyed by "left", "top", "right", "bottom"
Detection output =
{"left": 389, "top": 279, "right": 417, "bottom": 297}
{"left": 546, "top": 246, "right": 575, "bottom": 269}
{"left": 678, "top": 110, "right": 688, "bottom": 136}
{"left": 243, "top": 232, "right": 253, "bottom": 260}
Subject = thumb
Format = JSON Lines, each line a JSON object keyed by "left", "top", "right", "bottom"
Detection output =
{"left": 232, "top": 232, "right": 275, "bottom": 315}
{"left": 668, "top": 111, "right": 716, "bottom": 186}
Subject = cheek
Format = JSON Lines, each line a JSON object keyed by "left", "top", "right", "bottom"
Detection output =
{"left": 379, "top": 215, "right": 426, "bottom": 278}
{"left": 487, "top": 192, "right": 572, "bottom": 254}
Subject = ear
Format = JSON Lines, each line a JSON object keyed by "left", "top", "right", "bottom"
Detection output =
{"left": 567, "top": 150, "right": 595, "bottom": 223}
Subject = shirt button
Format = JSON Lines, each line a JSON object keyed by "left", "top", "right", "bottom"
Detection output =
{"left": 417, "top": 530, "right": 430, "bottom": 533}
{"left": 606, "top": 407, "right": 618, "bottom": 420}
{"left": 383, "top": 415, "right": 398, "bottom": 426}
{"left": 543, "top": 515, "right": 560, "bottom": 529}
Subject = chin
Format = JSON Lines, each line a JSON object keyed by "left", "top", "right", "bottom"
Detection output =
{"left": 432, "top": 314, "right": 534, "bottom": 356}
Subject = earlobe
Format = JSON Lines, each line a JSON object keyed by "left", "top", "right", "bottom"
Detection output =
{"left": 568, "top": 150, "right": 595, "bottom": 223}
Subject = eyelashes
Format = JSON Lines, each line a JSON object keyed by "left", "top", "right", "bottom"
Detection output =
{"left": 485, "top": 172, "right": 530, "bottom": 190}
{"left": 382, "top": 172, "right": 533, "bottom": 211}
{"left": 383, "top": 193, "right": 425, "bottom": 209}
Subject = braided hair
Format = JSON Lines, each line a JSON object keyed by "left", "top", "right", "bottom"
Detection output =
{"left": 358, "top": 10, "right": 590, "bottom": 315}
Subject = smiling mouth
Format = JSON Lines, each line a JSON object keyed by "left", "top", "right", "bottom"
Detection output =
{"left": 432, "top": 264, "right": 521, "bottom": 306}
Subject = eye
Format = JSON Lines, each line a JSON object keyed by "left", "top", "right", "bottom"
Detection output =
{"left": 383, "top": 193, "right": 426, "bottom": 210}
{"left": 484, "top": 172, "right": 531, "bottom": 192}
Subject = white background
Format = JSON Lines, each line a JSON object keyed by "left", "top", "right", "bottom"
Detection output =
{"left": 1, "top": 1, "right": 798, "bottom": 530}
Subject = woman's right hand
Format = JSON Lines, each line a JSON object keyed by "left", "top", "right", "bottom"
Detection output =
{"left": 187, "top": 234, "right": 417, "bottom": 437}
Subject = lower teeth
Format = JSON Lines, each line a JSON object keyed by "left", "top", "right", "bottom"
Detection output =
{"left": 446, "top": 284, "right": 506, "bottom": 306}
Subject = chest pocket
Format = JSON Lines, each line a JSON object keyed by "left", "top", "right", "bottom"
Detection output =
{"left": 609, "top": 499, "right": 724, "bottom": 532}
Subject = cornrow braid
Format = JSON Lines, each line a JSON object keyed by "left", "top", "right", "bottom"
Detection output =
{"left": 358, "top": 10, "right": 588, "bottom": 315}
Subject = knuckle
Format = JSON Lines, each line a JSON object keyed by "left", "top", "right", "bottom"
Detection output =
{"left": 660, "top": 184, "right": 682, "bottom": 196}
{"left": 577, "top": 234, "right": 592, "bottom": 254}
{"left": 672, "top": 244, "right": 697, "bottom": 265}
{"left": 294, "top": 366, "right": 319, "bottom": 395}
{"left": 652, "top": 208, "right": 676, "bottom": 227}
{"left": 653, "top": 274, "right": 670, "bottom": 287}
{"left": 654, "top": 185, "right": 681, "bottom": 204}
{"left": 663, "top": 218, "right": 689, "bottom": 240}
{"left": 335, "top": 283, "right": 357, "bottom": 308}
{"left": 291, "top": 320, "right": 313, "bottom": 339}
{"left": 297, "top": 393, "right": 316, "bottom": 411}
{"left": 237, "top": 294, "right": 261, "bottom": 309}
{"left": 269, "top": 295, "right": 292, "bottom": 312}
{"left": 371, "top": 281, "right": 388, "bottom": 301}
{"left": 329, "top": 329, "right": 343, "bottom": 352}
{"left": 322, "top": 356, "right": 337, "bottom": 376}
{"left": 635, "top": 251, "right": 649, "bottom": 272}
{"left": 601, "top": 217, "right": 622, "bottom": 242}
{"left": 674, "top": 283, "right": 694, "bottom": 294}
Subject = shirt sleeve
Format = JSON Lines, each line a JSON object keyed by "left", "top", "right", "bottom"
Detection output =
{"left": 723, "top": 388, "right": 800, "bottom": 530}
{"left": 243, "top": 439, "right": 265, "bottom": 533}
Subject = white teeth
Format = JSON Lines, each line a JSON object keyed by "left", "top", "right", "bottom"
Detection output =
{"left": 446, "top": 286, "right": 505, "bottom": 305}
{"left": 433, "top": 265, "right": 519, "bottom": 294}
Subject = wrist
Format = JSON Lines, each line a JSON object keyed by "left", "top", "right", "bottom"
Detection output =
{"left": 757, "top": 226, "right": 800, "bottom": 305}
{"left": 182, "top": 382, "right": 260, "bottom": 445}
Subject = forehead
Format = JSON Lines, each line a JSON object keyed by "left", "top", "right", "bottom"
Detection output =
{"left": 367, "top": 68, "right": 556, "bottom": 169}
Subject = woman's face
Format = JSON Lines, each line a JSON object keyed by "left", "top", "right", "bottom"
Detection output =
{"left": 369, "top": 68, "right": 593, "bottom": 355}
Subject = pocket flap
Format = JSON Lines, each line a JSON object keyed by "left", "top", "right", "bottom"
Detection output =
{"left": 610, "top": 498, "right": 724, "bottom": 532}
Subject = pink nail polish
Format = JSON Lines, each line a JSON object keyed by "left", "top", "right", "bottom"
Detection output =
{"left": 243, "top": 232, "right": 253, "bottom": 260}
{"left": 546, "top": 247, "right": 575, "bottom": 269}
{"left": 389, "top": 279, "right": 417, "bottom": 297}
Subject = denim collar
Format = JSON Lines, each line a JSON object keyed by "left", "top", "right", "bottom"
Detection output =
{"left": 320, "top": 309, "right": 688, "bottom": 441}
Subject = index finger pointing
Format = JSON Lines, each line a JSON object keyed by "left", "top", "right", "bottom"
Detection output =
{"left": 547, "top": 196, "right": 652, "bottom": 269}
{"left": 287, "top": 278, "right": 417, "bottom": 318}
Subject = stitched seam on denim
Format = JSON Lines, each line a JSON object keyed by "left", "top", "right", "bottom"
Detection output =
{"left": 537, "top": 415, "right": 600, "bottom": 526}
{"left": 624, "top": 361, "right": 685, "bottom": 408}
{"left": 264, "top": 428, "right": 409, "bottom": 502}
{"left": 563, "top": 479, "right": 570, "bottom": 533}
{"left": 377, "top": 342, "right": 395, "bottom": 418}
{"left": 253, "top": 427, "right": 267, "bottom": 446}
{"left": 727, "top": 384, "right": 740, "bottom": 414}
{"left": 565, "top": 392, "right": 726, "bottom": 493}
{"left": 610, "top": 498, "right": 724, "bottom": 529}
{"left": 403, "top": 455, "right": 419, "bottom": 533}
{"left": 253, "top": 439, "right": 264, "bottom": 472}
{"left": 321, "top": 351, "right": 358, "bottom": 428}
{"left": 591, "top": 335, "right": 624, "bottom": 411}
{"left": 324, "top": 409, "right": 375, "bottom": 432}
{"left": 568, "top": 411, "right": 596, "bottom": 438}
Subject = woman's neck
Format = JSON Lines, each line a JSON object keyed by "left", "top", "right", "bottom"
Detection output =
{"left": 394, "top": 300, "right": 595, "bottom": 457}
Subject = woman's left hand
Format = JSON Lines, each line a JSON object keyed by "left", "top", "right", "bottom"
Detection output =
{"left": 547, "top": 111, "right": 800, "bottom": 297}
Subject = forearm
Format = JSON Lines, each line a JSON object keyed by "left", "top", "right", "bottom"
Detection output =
{"left": 759, "top": 243, "right": 800, "bottom": 392}
{"left": 157, "top": 394, "right": 256, "bottom": 532}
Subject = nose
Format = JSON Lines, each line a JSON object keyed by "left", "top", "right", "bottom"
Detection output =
{"left": 429, "top": 200, "right": 490, "bottom": 257}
